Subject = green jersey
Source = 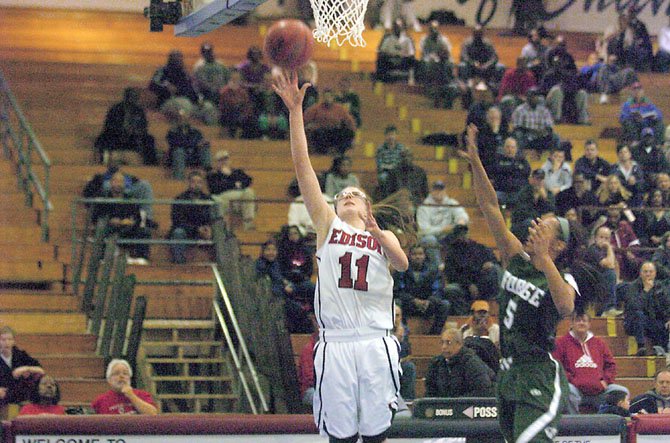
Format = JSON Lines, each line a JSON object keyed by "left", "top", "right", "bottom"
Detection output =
{"left": 498, "top": 253, "right": 564, "bottom": 367}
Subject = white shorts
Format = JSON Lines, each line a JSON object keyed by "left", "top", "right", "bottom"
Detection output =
{"left": 312, "top": 333, "right": 401, "bottom": 439}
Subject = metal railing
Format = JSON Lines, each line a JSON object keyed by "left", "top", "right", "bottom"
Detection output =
{"left": 212, "top": 264, "right": 268, "bottom": 415}
{"left": 0, "top": 69, "right": 51, "bottom": 241}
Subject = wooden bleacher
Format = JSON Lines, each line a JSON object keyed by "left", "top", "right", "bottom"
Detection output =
{"left": 2, "top": 6, "right": 670, "bottom": 410}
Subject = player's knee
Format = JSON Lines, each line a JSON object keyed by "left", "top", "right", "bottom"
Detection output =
{"left": 328, "top": 435, "right": 359, "bottom": 443}
{"left": 361, "top": 430, "right": 389, "bottom": 443}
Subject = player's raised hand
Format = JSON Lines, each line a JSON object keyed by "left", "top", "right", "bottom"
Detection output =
{"left": 361, "top": 200, "right": 382, "bottom": 237}
{"left": 458, "top": 123, "right": 480, "bottom": 163}
{"left": 272, "top": 70, "right": 311, "bottom": 113}
{"left": 527, "top": 218, "right": 553, "bottom": 267}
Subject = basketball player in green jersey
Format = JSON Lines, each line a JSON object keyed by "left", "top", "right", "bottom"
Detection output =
{"left": 461, "top": 123, "right": 578, "bottom": 442}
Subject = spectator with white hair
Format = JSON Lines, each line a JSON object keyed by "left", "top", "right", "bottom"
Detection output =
{"left": 91, "top": 359, "right": 157, "bottom": 415}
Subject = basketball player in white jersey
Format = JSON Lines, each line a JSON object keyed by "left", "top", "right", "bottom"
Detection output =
{"left": 274, "top": 72, "right": 409, "bottom": 443}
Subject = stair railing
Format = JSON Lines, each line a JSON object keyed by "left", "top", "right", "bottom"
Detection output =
{"left": 0, "top": 69, "right": 51, "bottom": 241}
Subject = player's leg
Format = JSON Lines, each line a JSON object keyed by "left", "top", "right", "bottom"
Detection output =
{"left": 496, "top": 368, "right": 516, "bottom": 443}
{"left": 313, "top": 341, "right": 360, "bottom": 440}
{"left": 358, "top": 335, "right": 400, "bottom": 440}
{"left": 512, "top": 359, "right": 568, "bottom": 443}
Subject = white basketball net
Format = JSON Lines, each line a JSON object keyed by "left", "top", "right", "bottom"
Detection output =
{"left": 309, "top": 0, "right": 369, "bottom": 47}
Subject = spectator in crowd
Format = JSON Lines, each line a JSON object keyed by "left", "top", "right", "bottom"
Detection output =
{"left": 581, "top": 225, "right": 619, "bottom": 316}
{"left": 276, "top": 225, "right": 316, "bottom": 324}
{"left": 93, "top": 172, "right": 152, "bottom": 265}
{"left": 18, "top": 375, "right": 65, "bottom": 416}
{"left": 542, "top": 36, "right": 590, "bottom": 125}
{"left": 418, "top": 21, "right": 462, "bottom": 109}
{"left": 255, "top": 239, "right": 313, "bottom": 333}
{"left": 324, "top": 156, "right": 360, "bottom": 198}
{"left": 149, "top": 50, "right": 218, "bottom": 125}
{"left": 655, "top": 15, "right": 670, "bottom": 72}
{"left": 218, "top": 70, "right": 255, "bottom": 138}
{"left": 287, "top": 179, "right": 334, "bottom": 239}
{"left": 416, "top": 180, "right": 469, "bottom": 267}
{"left": 334, "top": 76, "right": 361, "bottom": 127}
{"left": 521, "top": 27, "right": 547, "bottom": 81}
{"left": 192, "top": 42, "right": 230, "bottom": 105}
{"left": 465, "top": 80, "right": 498, "bottom": 129}
{"left": 253, "top": 72, "right": 289, "bottom": 140}
{"left": 652, "top": 232, "right": 670, "bottom": 279}
{"left": 553, "top": 313, "right": 624, "bottom": 413}
{"left": 94, "top": 87, "right": 158, "bottom": 165}
{"left": 623, "top": 261, "right": 670, "bottom": 356}
{"left": 207, "top": 150, "right": 256, "bottom": 231}
{"left": 629, "top": 369, "right": 670, "bottom": 413}
{"left": 460, "top": 300, "right": 501, "bottom": 374}
{"left": 375, "top": 19, "right": 416, "bottom": 84}
{"left": 297, "top": 316, "right": 317, "bottom": 407}
{"left": 488, "top": 137, "right": 530, "bottom": 206}
{"left": 511, "top": 87, "right": 560, "bottom": 155}
{"left": 168, "top": 171, "right": 214, "bottom": 264}
{"left": 609, "top": 144, "right": 646, "bottom": 206}
{"left": 541, "top": 147, "right": 572, "bottom": 196}
{"left": 442, "top": 224, "right": 499, "bottom": 314}
{"left": 236, "top": 46, "right": 270, "bottom": 87}
{"left": 637, "top": 189, "right": 670, "bottom": 248}
{"left": 0, "top": 326, "right": 43, "bottom": 408}
{"left": 458, "top": 26, "right": 504, "bottom": 88}
{"left": 657, "top": 172, "right": 670, "bottom": 205}
{"left": 394, "top": 304, "right": 416, "bottom": 401}
{"left": 581, "top": 52, "right": 605, "bottom": 93}
{"left": 508, "top": 169, "right": 556, "bottom": 228}
{"left": 379, "top": 0, "right": 421, "bottom": 32}
{"left": 166, "top": 112, "right": 211, "bottom": 180}
{"left": 595, "top": 54, "right": 638, "bottom": 104}
{"left": 376, "top": 125, "right": 406, "bottom": 193}
{"left": 149, "top": 50, "right": 198, "bottom": 108}
{"left": 608, "top": 11, "right": 653, "bottom": 72}
{"left": 574, "top": 139, "right": 611, "bottom": 192}
{"left": 620, "top": 82, "right": 664, "bottom": 145}
{"left": 601, "top": 205, "right": 643, "bottom": 281}
{"left": 304, "top": 89, "right": 356, "bottom": 155}
{"left": 383, "top": 149, "right": 429, "bottom": 207}
{"left": 498, "top": 57, "right": 536, "bottom": 122}
{"left": 476, "top": 106, "right": 509, "bottom": 171}
{"left": 82, "top": 162, "right": 156, "bottom": 226}
{"left": 393, "top": 244, "right": 450, "bottom": 335}
{"left": 425, "top": 326, "right": 495, "bottom": 398}
{"left": 92, "top": 359, "right": 157, "bottom": 415}
{"left": 633, "top": 127, "right": 669, "bottom": 176}
{"left": 556, "top": 173, "right": 598, "bottom": 227}
{"left": 598, "top": 389, "right": 631, "bottom": 417}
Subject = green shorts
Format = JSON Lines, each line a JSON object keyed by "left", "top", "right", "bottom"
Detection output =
{"left": 497, "top": 356, "right": 569, "bottom": 443}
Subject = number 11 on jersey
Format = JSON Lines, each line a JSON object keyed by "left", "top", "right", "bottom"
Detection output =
{"left": 338, "top": 252, "right": 370, "bottom": 291}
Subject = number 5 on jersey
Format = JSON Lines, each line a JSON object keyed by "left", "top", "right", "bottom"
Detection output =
{"left": 503, "top": 299, "right": 517, "bottom": 329}
{"left": 338, "top": 252, "right": 370, "bottom": 291}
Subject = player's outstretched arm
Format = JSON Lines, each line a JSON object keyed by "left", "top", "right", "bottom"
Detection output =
{"left": 527, "top": 219, "right": 575, "bottom": 317}
{"left": 273, "top": 71, "right": 335, "bottom": 245}
{"left": 459, "top": 124, "right": 523, "bottom": 262}
{"left": 362, "top": 201, "right": 408, "bottom": 271}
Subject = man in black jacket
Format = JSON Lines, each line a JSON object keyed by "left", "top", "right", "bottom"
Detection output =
{"left": 169, "top": 171, "right": 215, "bottom": 264}
{"left": 0, "top": 326, "right": 44, "bottom": 406}
{"left": 425, "top": 326, "right": 495, "bottom": 398}
{"left": 207, "top": 150, "right": 256, "bottom": 230}
{"left": 629, "top": 369, "right": 670, "bottom": 414}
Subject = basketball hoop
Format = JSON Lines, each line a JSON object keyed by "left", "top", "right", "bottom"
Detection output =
{"left": 309, "top": 0, "right": 369, "bottom": 47}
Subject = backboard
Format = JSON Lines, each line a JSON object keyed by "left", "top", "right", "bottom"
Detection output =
{"left": 175, "top": 0, "right": 269, "bottom": 36}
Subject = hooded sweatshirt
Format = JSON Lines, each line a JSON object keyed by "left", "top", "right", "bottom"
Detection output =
{"left": 552, "top": 330, "right": 616, "bottom": 396}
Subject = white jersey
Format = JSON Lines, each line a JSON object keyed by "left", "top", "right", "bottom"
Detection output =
{"left": 314, "top": 217, "right": 394, "bottom": 332}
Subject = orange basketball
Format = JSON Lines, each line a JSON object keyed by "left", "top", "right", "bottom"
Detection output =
{"left": 263, "top": 19, "right": 315, "bottom": 70}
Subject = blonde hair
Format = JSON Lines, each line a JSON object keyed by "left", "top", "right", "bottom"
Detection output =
{"left": 106, "top": 359, "right": 132, "bottom": 380}
{"left": 596, "top": 175, "right": 631, "bottom": 204}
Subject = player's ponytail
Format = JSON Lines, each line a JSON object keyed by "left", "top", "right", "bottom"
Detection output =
{"left": 372, "top": 189, "right": 417, "bottom": 249}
